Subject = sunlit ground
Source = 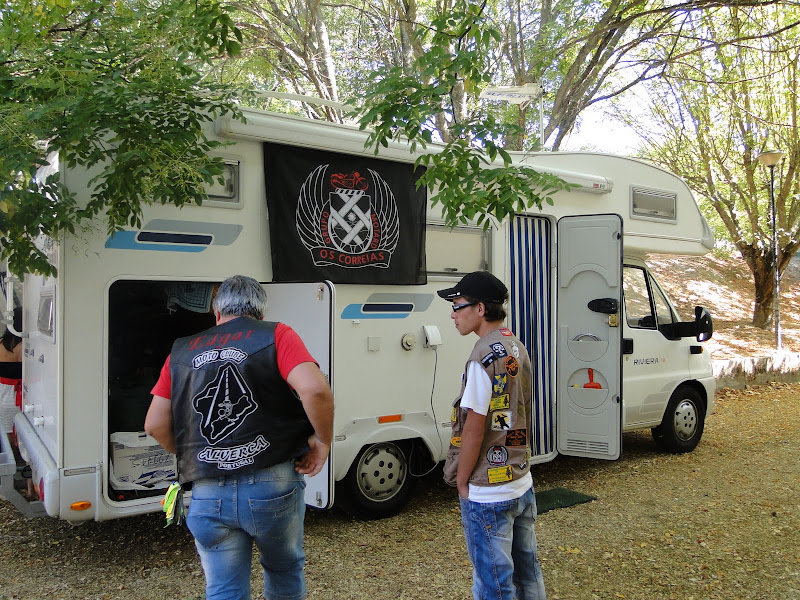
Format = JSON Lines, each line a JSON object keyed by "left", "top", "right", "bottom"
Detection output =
{"left": 648, "top": 253, "right": 800, "bottom": 359}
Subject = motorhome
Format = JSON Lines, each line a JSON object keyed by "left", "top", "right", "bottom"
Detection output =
{"left": 0, "top": 107, "right": 715, "bottom": 521}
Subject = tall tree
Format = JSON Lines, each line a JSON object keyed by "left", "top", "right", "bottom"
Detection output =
{"left": 355, "top": 0, "right": 575, "bottom": 227}
{"left": 217, "top": 0, "right": 793, "bottom": 151}
{"left": 622, "top": 5, "right": 800, "bottom": 328}
{"left": 0, "top": 0, "right": 244, "bottom": 276}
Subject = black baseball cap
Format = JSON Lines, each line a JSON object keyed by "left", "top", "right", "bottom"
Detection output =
{"left": 437, "top": 271, "right": 508, "bottom": 304}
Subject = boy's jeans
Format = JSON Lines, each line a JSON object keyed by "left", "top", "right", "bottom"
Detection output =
{"left": 460, "top": 487, "right": 546, "bottom": 600}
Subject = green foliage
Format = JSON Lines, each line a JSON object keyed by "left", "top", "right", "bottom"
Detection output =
{"left": 625, "top": 5, "right": 800, "bottom": 326}
{"left": 0, "top": 0, "right": 245, "bottom": 276}
{"left": 352, "top": 0, "right": 574, "bottom": 227}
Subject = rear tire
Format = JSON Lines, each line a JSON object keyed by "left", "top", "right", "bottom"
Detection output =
{"left": 652, "top": 385, "right": 705, "bottom": 453}
{"left": 336, "top": 441, "right": 415, "bottom": 519}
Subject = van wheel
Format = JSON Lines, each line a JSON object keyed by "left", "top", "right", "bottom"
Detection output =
{"left": 652, "top": 386, "right": 705, "bottom": 453}
{"left": 336, "top": 442, "right": 415, "bottom": 519}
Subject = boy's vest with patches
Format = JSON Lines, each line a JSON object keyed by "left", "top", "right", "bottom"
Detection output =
{"left": 443, "top": 327, "right": 532, "bottom": 487}
{"left": 170, "top": 318, "right": 313, "bottom": 484}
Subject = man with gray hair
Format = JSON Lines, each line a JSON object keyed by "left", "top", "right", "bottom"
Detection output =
{"left": 146, "top": 275, "right": 333, "bottom": 600}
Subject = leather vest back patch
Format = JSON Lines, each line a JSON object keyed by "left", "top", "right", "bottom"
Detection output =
{"left": 170, "top": 319, "right": 312, "bottom": 483}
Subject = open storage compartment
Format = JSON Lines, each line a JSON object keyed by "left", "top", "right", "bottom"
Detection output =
{"left": 107, "top": 279, "right": 217, "bottom": 500}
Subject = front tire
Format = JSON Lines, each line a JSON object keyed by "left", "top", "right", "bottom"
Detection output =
{"left": 652, "top": 385, "right": 706, "bottom": 453}
{"left": 336, "top": 442, "right": 415, "bottom": 519}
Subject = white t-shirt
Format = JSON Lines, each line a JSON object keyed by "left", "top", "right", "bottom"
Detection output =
{"left": 460, "top": 360, "right": 532, "bottom": 503}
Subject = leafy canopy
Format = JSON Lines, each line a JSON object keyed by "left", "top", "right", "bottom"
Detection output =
{"left": 353, "top": 0, "right": 575, "bottom": 228}
{"left": 0, "top": 0, "right": 245, "bottom": 276}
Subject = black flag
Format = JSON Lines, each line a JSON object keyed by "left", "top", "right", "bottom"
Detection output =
{"left": 264, "top": 142, "right": 427, "bottom": 284}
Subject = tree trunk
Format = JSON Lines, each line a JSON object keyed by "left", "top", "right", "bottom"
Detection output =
{"left": 745, "top": 246, "right": 775, "bottom": 330}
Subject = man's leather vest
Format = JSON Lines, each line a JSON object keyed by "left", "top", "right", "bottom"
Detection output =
{"left": 443, "top": 327, "right": 532, "bottom": 487}
{"left": 170, "top": 318, "right": 312, "bottom": 483}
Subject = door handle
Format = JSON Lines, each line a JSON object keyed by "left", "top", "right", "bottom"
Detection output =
{"left": 588, "top": 298, "right": 618, "bottom": 314}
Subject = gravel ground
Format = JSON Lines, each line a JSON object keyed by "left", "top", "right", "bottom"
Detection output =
{"left": 1, "top": 382, "right": 798, "bottom": 600}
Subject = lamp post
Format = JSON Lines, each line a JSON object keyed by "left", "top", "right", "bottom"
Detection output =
{"left": 757, "top": 149, "right": 784, "bottom": 349}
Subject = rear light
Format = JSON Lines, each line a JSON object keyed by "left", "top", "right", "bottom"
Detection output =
{"left": 37, "top": 478, "right": 43, "bottom": 503}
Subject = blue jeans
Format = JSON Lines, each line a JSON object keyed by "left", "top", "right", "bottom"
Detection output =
{"left": 186, "top": 461, "right": 307, "bottom": 600}
{"left": 460, "top": 487, "right": 546, "bottom": 600}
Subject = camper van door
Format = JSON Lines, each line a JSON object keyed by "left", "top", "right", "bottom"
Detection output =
{"left": 556, "top": 214, "right": 622, "bottom": 460}
{"left": 260, "top": 281, "right": 334, "bottom": 510}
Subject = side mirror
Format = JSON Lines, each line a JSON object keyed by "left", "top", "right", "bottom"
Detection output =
{"left": 668, "top": 306, "right": 714, "bottom": 341}
{"left": 695, "top": 306, "right": 713, "bottom": 342}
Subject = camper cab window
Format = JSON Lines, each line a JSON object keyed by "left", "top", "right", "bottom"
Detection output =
{"left": 623, "top": 266, "right": 677, "bottom": 338}
{"left": 426, "top": 224, "right": 489, "bottom": 275}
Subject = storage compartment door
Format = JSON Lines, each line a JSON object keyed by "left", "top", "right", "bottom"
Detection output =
{"left": 557, "top": 215, "right": 622, "bottom": 459}
{"left": 261, "top": 282, "right": 334, "bottom": 509}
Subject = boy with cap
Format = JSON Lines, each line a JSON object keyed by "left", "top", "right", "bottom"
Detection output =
{"left": 438, "top": 270, "right": 546, "bottom": 600}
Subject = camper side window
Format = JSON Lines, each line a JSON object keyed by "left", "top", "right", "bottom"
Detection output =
{"left": 426, "top": 224, "right": 489, "bottom": 275}
{"left": 623, "top": 266, "right": 656, "bottom": 329}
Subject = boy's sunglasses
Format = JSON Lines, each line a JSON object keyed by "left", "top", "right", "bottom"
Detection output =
{"left": 452, "top": 301, "right": 478, "bottom": 312}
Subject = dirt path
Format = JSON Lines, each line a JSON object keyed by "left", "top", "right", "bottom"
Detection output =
{"left": 1, "top": 383, "right": 798, "bottom": 600}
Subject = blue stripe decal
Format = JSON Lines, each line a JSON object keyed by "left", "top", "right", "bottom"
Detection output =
{"left": 105, "top": 231, "right": 206, "bottom": 252}
{"left": 137, "top": 232, "right": 213, "bottom": 245}
{"left": 341, "top": 304, "right": 410, "bottom": 319}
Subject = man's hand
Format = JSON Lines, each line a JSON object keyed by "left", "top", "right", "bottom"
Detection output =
{"left": 287, "top": 361, "right": 334, "bottom": 477}
{"left": 295, "top": 435, "right": 330, "bottom": 476}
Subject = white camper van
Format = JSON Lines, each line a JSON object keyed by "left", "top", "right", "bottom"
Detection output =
{"left": 0, "top": 107, "right": 715, "bottom": 521}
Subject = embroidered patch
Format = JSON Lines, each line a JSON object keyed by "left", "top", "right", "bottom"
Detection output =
{"left": 192, "top": 363, "right": 256, "bottom": 444}
{"left": 505, "top": 429, "right": 528, "bottom": 447}
{"left": 486, "top": 446, "right": 508, "bottom": 465}
{"left": 490, "top": 342, "right": 507, "bottom": 358}
{"left": 487, "top": 465, "right": 514, "bottom": 483}
{"left": 505, "top": 356, "right": 519, "bottom": 377}
{"left": 491, "top": 411, "right": 512, "bottom": 431}
{"left": 481, "top": 353, "right": 497, "bottom": 367}
{"left": 492, "top": 374, "right": 508, "bottom": 394}
{"left": 499, "top": 328, "right": 514, "bottom": 337}
{"left": 510, "top": 340, "right": 520, "bottom": 359}
{"left": 451, "top": 406, "right": 458, "bottom": 422}
{"left": 192, "top": 347, "right": 248, "bottom": 369}
{"left": 489, "top": 394, "right": 510, "bottom": 411}
{"left": 197, "top": 435, "right": 270, "bottom": 470}
{"left": 450, "top": 436, "right": 462, "bottom": 448}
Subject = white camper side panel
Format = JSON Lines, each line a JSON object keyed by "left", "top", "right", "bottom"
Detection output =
{"left": 330, "top": 283, "right": 474, "bottom": 482}
{"left": 56, "top": 137, "right": 274, "bottom": 520}
{"left": 21, "top": 270, "right": 61, "bottom": 465}
{"left": 261, "top": 281, "right": 334, "bottom": 510}
{"left": 517, "top": 152, "right": 714, "bottom": 257}
{"left": 557, "top": 214, "right": 623, "bottom": 460}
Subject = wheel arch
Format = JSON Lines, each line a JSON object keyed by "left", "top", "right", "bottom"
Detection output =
{"left": 333, "top": 422, "right": 442, "bottom": 482}
{"left": 652, "top": 380, "right": 708, "bottom": 453}
{"left": 674, "top": 379, "right": 709, "bottom": 416}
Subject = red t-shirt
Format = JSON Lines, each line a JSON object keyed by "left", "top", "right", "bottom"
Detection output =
{"left": 150, "top": 323, "right": 316, "bottom": 399}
